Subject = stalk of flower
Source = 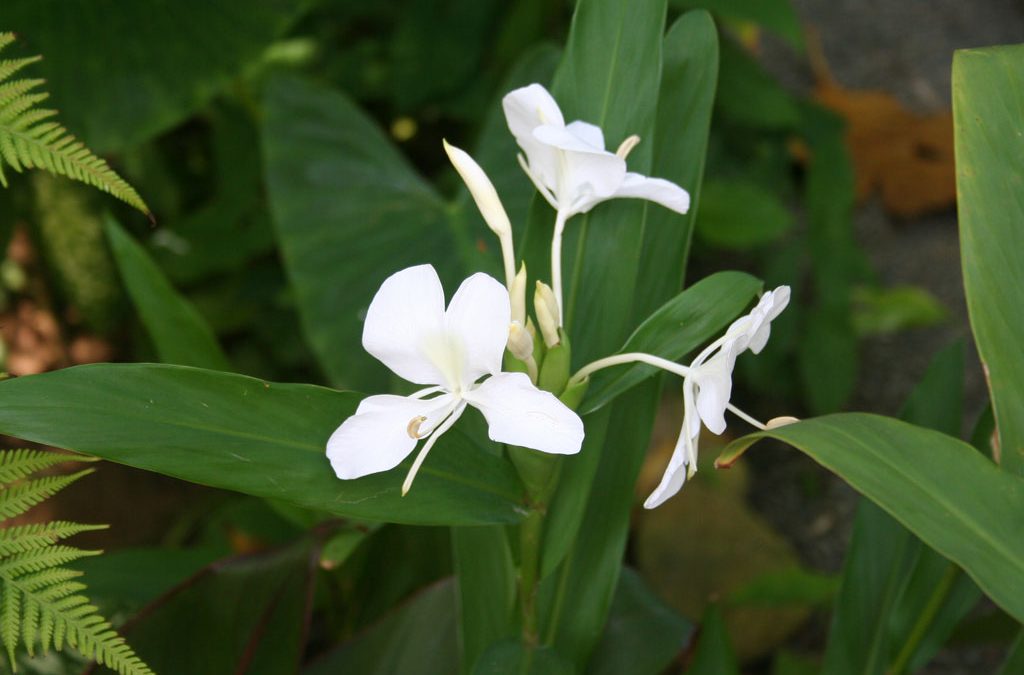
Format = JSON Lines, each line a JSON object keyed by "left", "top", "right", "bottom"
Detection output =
{"left": 565, "top": 286, "right": 793, "bottom": 507}
{"left": 326, "top": 264, "right": 584, "bottom": 495}
{"left": 502, "top": 83, "right": 692, "bottom": 324}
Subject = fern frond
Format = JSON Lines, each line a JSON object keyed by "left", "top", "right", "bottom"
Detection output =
{"left": 0, "top": 449, "right": 92, "bottom": 484}
{"left": 0, "top": 522, "right": 107, "bottom": 555}
{"left": 0, "top": 450, "right": 153, "bottom": 674}
{"left": 0, "top": 469, "right": 94, "bottom": 520}
{"left": 0, "top": 33, "right": 149, "bottom": 216}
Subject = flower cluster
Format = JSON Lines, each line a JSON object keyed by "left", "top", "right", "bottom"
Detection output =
{"left": 326, "top": 83, "right": 791, "bottom": 506}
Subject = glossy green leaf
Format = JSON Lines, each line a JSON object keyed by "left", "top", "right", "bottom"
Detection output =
{"left": 685, "top": 604, "right": 739, "bottom": 675}
{"left": 695, "top": 180, "right": 794, "bottom": 249}
{"left": 587, "top": 568, "right": 691, "bottom": 675}
{"left": 305, "top": 579, "right": 459, "bottom": 675}
{"left": 670, "top": 0, "right": 803, "bottom": 49}
{"left": 0, "top": 363, "right": 525, "bottom": 526}
{"left": 953, "top": 45, "right": 1024, "bottom": 474}
{"left": 262, "top": 74, "right": 462, "bottom": 389}
{"left": 105, "top": 216, "right": 230, "bottom": 371}
{"left": 581, "top": 271, "right": 761, "bottom": 414}
{"left": 91, "top": 539, "right": 315, "bottom": 675}
{"left": 0, "top": 0, "right": 306, "bottom": 152}
{"left": 716, "top": 414, "right": 1024, "bottom": 624}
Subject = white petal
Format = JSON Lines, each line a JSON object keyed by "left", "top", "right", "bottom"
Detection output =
{"left": 327, "top": 394, "right": 455, "bottom": 480}
{"left": 504, "top": 85, "right": 564, "bottom": 194}
{"left": 747, "top": 286, "right": 791, "bottom": 354}
{"left": 444, "top": 272, "right": 511, "bottom": 387}
{"left": 362, "top": 265, "right": 448, "bottom": 386}
{"left": 463, "top": 372, "right": 584, "bottom": 455}
{"left": 533, "top": 125, "right": 627, "bottom": 208}
{"left": 565, "top": 120, "right": 606, "bottom": 150}
{"left": 613, "top": 173, "right": 690, "bottom": 214}
{"left": 644, "top": 407, "right": 699, "bottom": 509}
{"left": 693, "top": 344, "right": 738, "bottom": 435}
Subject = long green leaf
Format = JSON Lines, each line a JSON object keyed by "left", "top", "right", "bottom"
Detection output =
{"left": 262, "top": 74, "right": 462, "bottom": 389}
{"left": 105, "top": 216, "right": 230, "bottom": 371}
{"left": 716, "top": 414, "right": 1024, "bottom": 623}
{"left": 0, "top": 364, "right": 525, "bottom": 526}
{"left": 1, "top": 0, "right": 306, "bottom": 152}
{"left": 953, "top": 45, "right": 1024, "bottom": 474}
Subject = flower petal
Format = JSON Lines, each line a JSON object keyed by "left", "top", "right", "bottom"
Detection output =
{"left": 327, "top": 394, "right": 455, "bottom": 480}
{"left": 533, "top": 125, "right": 627, "bottom": 209}
{"left": 444, "top": 272, "right": 511, "bottom": 387}
{"left": 504, "top": 85, "right": 564, "bottom": 193}
{"left": 613, "top": 173, "right": 690, "bottom": 214}
{"left": 747, "top": 286, "right": 791, "bottom": 354}
{"left": 565, "top": 120, "right": 606, "bottom": 151}
{"left": 463, "top": 372, "right": 584, "bottom": 455}
{"left": 693, "top": 344, "right": 738, "bottom": 435}
{"left": 362, "top": 265, "right": 448, "bottom": 386}
{"left": 644, "top": 408, "right": 698, "bottom": 509}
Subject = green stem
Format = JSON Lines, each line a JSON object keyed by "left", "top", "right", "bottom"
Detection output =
{"left": 888, "top": 564, "right": 960, "bottom": 675}
{"left": 518, "top": 507, "right": 545, "bottom": 647}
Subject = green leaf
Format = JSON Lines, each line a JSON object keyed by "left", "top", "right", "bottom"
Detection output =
{"left": 587, "top": 568, "right": 691, "bottom": 675}
{"left": 850, "top": 285, "right": 947, "bottom": 337}
{"left": 998, "top": 630, "right": 1024, "bottom": 675}
{"left": 452, "top": 527, "right": 517, "bottom": 673}
{"left": 670, "top": 0, "right": 804, "bottom": 49}
{"left": 305, "top": 579, "right": 459, "bottom": 675}
{"left": 262, "top": 74, "right": 461, "bottom": 389}
{"left": 727, "top": 567, "right": 839, "bottom": 608}
{"left": 581, "top": 271, "right": 761, "bottom": 414}
{"left": 695, "top": 180, "right": 794, "bottom": 249}
{"left": 1, "top": 1, "right": 306, "bottom": 152}
{"left": 715, "top": 414, "right": 1024, "bottom": 624}
{"left": 91, "top": 539, "right": 315, "bottom": 675}
{"left": 953, "top": 45, "right": 1024, "bottom": 474}
{"left": 715, "top": 38, "right": 800, "bottom": 130}
{"left": 105, "top": 216, "right": 230, "bottom": 371}
{"left": 471, "top": 641, "right": 573, "bottom": 675}
{"left": 0, "top": 363, "right": 525, "bottom": 526}
{"left": 685, "top": 604, "right": 739, "bottom": 675}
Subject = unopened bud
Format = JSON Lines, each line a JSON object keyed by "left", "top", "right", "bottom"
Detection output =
{"left": 443, "top": 140, "right": 512, "bottom": 239}
{"left": 615, "top": 134, "right": 641, "bottom": 160}
{"left": 510, "top": 263, "right": 528, "bottom": 324}
{"left": 534, "top": 281, "right": 560, "bottom": 347}
{"left": 766, "top": 416, "right": 800, "bottom": 430}
{"left": 507, "top": 321, "right": 534, "bottom": 361}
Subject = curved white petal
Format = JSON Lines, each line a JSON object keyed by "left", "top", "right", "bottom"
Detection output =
{"left": 613, "top": 173, "right": 690, "bottom": 214}
{"left": 327, "top": 394, "right": 455, "bottom": 480}
{"left": 533, "top": 125, "right": 627, "bottom": 209}
{"left": 362, "top": 265, "right": 448, "bottom": 386}
{"left": 504, "top": 85, "right": 564, "bottom": 194}
{"left": 644, "top": 404, "right": 699, "bottom": 509}
{"left": 463, "top": 372, "right": 584, "bottom": 455}
{"left": 693, "top": 344, "right": 738, "bottom": 435}
{"left": 534, "top": 124, "right": 615, "bottom": 156}
{"left": 747, "top": 286, "right": 791, "bottom": 354}
{"left": 565, "top": 120, "right": 606, "bottom": 151}
{"left": 444, "top": 273, "right": 511, "bottom": 387}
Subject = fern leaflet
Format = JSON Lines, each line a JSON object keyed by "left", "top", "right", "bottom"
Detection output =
{"left": 0, "top": 32, "right": 150, "bottom": 216}
{"left": 0, "top": 449, "right": 153, "bottom": 674}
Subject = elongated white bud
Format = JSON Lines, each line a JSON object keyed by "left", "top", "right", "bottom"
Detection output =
{"left": 510, "top": 262, "right": 528, "bottom": 324}
{"left": 507, "top": 321, "right": 534, "bottom": 361}
{"left": 535, "top": 281, "right": 561, "bottom": 347}
{"left": 766, "top": 416, "right": 800, "bottom": 430}
{"left": 443, "top": 140, "right": 512, "bottom": 239}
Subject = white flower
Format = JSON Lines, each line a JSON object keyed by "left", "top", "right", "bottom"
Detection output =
{"left": 327, "top": 264, "right": 585, "bottom": 494}
{"left": 502, "top": 83, "right": 691, "bottom": 220}
{"left": 643, "top": 286, "right": 791, "bottom": 509}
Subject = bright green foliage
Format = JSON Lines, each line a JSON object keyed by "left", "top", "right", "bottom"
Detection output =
{"left": 0, "top": 33, "right": 149, "bottom": 215}
{"left": 0, "top": 449, "right": 152, "bottom": 674}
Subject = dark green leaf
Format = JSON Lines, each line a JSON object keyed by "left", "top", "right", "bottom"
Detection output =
{"left": 695, "top": 180, "right": 794, "bottom": 249}
{"left": 953, "top": 45, "right": 1024, "bottom": 474}
{"left": 670, "top": 0, "right": 804, "bottom": 49}
{"left": 105, "top": 216, "right": 230, "bottom": 371}
{"left": 472, "top": 640, "right": 573, "bottom": 675}
{"left": 0, "top": 0, "right": 306, "bottom": 151}
{"left": 715, "top": 38, "right": 800, "bottom": 130}
{"left": 686, "top": 604, "right": 739, "bottom": 675}
{"left": 453, "top": 527, "right": 517, "bottom": 673}
{"left": 850, "top": 285, "right": 947, "bottom": 337}
{"left": 998, "top": 630, "right": 1024, "bottom": 675}
{"left": 0, "top": 364, "right": 525, "bottom": 526}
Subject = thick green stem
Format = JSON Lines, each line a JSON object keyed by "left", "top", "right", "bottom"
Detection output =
{"left": 518, "top": 507, "right": 545, "bottom": 646}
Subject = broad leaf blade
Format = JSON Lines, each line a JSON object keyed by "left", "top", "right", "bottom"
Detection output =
{"left": 0, "top": 364, "right": 525, "bottom": 526}
{"left": 262, "top": 74, "right": 462, "bottom": 389}
{"left": 105, "top": 216, "right": 230, "bottom": 371}
{"left": 716, "top": 414, "right": 1024, "bottom": 623}
{"left": 953, "top": 46, "right": 1024, "bottom": 474}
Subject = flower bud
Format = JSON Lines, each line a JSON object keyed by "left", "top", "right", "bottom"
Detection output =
{"left": 766, "top": 416, "right": 800, "bottom": 429}
{"left": 534, "top": 281, "right": 561, "bottom": 347}
{"left": 510, "top": 262, "right": 528, "bottom": 324}
{"left": 507, "top": 321, "right": 534, "bottom": 361}
{"left": 443, "top": 140, "right": 512, "bottom": 239}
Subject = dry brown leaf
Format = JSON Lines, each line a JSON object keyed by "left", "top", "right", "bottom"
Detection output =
{"left": 809, "top": 32, "right": 956, "bottom": 218}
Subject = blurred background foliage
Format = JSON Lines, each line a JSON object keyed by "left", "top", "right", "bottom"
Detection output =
{"left": 0, "top": 0, "right": 987, "bottom": 672}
